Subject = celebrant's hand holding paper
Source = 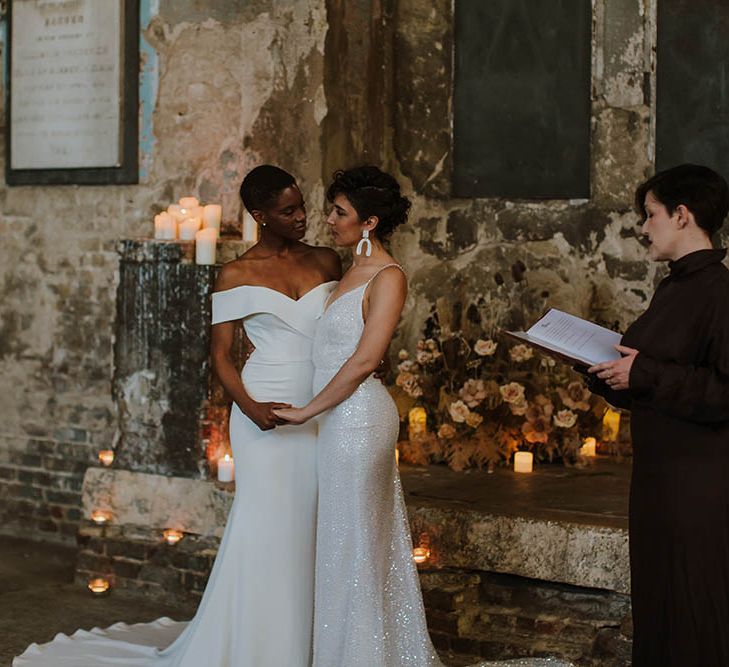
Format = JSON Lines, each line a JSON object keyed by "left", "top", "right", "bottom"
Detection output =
{"left": 505, "top": 308, "right": 623, "bottom": 368}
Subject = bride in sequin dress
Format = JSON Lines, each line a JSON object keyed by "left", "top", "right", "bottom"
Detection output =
{"left": 275, "top": 167, "right": 570, "bottom": 667}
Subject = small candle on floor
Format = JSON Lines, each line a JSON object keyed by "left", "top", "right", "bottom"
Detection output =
{"left": 514, "top": 451, "right": 533, "bottom": 473}
{"left": 217, "top": 454, "right": 235, "bottom": 482}
{"left": 87, "top": 578, "right": 111, "bottom": 595}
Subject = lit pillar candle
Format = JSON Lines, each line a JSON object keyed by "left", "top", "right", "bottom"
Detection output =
{"left": 154, "top": 212, "right": 177, "bottom": 240}
{"left": 203, "top": 204, "right": 222, "bottom": 235}
{"left": 580, "top": 437, "right": 597, "bottom": 457}
{"left": 602, "top": 408, "right": 621, "bottom": 441}
{"left": 179, "top": 217, "right": 202, "bottom": 241}
{"left": 179, "top": 196, "right": 199, "bottom": 209}
{"left": 242, "top": 210, "right": 258, "bottom": 243}
{"left": 195, "top": 228, "right": 217, "bottom": 265}
{"left": 217, "top": 454, "right": 235, "bottom": 482}
{"left": 408, "top": 407, "right": 427, "bottom": 441}
{"left": 514, "top": 451, "right": 533, "bottom": 473}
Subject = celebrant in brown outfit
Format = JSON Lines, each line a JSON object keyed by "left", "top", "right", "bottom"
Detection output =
{"left": 588, "top": 164, "right": 729, "bottom": 666}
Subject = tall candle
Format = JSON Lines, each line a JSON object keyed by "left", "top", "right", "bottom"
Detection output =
{"left": 217, "top": 454, "right": 235, "bottom": 482}
{"left": 179, "top": 217, "right": 201, "bottom": 241}
{"left": 179, "top": 196, "right": 199, "bottom": 209}
{"left": 203, "top": 204, "right": 222, "bottom": 235}
{"left": 195, "top": 228, "right": 217, "bottom": 265}
{"left": 603, "top": 408, "right": 621, "bottom": 441}
{"left": 408, "top": 407, "right": 427, "bottom": 441}
{"left": 242, "top": 210, "right": 258, "bottom": 243}
{"left": 154, "top": 213, "right": 177, "bottom": 240}
{"left": 514, "top": 451, "right": 533, "bottom": 473}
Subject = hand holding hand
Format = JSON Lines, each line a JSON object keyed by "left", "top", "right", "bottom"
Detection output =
{"left": 272, "top": 407, "right": 311, "bottom": 426}
{"left": 588, "top": 345, "right": 639, "bottom": 391}
{"left": 243, "top": 401, "right": 293, "bottom": 431}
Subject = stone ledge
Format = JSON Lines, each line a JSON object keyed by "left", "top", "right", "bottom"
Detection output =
{"left": 82, "top": 465, "right": 629, "bottom": 593}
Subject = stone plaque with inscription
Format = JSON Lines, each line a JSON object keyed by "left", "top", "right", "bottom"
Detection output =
{"left": 7, "top": 0, "right": 139, "bottom": 185}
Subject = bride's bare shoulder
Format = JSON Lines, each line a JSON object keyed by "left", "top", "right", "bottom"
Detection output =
{"left": 214, "top": 256, "right": 257, "bottom": 292}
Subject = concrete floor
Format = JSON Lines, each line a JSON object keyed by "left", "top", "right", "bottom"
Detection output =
{"left": 0, "top": 537, "right": 197, "bottom": 667}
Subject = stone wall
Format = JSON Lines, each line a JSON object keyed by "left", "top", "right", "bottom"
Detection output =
{"left": 1, "top": 0, "right": 727, "bottom": 542}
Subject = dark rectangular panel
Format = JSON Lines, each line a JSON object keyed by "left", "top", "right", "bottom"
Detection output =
{"left": 656, "top": 0, "right": 729, "bottom": 179}
{"left": 453, "top": 0, "right": 591, "bottom": 199}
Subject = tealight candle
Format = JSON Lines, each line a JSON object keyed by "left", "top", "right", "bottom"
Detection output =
{"left": 98, "top": 450, "right": 114, "bottom": 466}
{"left": 195, "top": 228, "right": 217, "bottom": 265}
{"left": 217, "top": 454, "right": 235, "bottom": 482}
{"left": 163, "top": 529, "right": 184, "bottom": 545}
{"left": 87, "top": 577, "right": 111, "bottom": 595}
{"left": 179, "top": 196, "right": 199, "bottom": 209}
{"left": 413, "top": 546, "right": 430, "bottom": 564}
{"left": 580, "top": 437, "right": 597, "bottom": 457}
{"left": 242, "top": 210, "right": 258, "bottom": 243}
{"left": 203, "top": 204, "right": 222, "bottom": 235}
{"left": 90, "top": 510, "right": 112, "bottom": 525}
{"left": 514, "top": 451, "right": 533, "bottom": 473}
{"left": 179, "top": 217, "right": 202, "bottom": 241}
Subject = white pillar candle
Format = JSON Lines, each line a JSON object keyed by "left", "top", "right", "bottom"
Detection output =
{"left": 179, "top": 217, "right": 202, "bottom": 241}
{"left": 580, "top": 437, "right": 597, "bottom": 457}
{"left": 179, "top": 196, "right": 199, "bottom": 209}
{"left": 514, "top": 451, "right": 533, "bottom": 473}
{"left": 203, "top": 204, "right": 222, "bottom": 234}
{"left": 188, "top": 205, "right": 204, "bottom": 220}
{"left": 154, "top": 213, "right": 177, "bottom": 240}
{"left": 195, "top": 228, "right": 217, "bottom": 265}
{"left": 242, "top": 210, "right": 258, "bottom": 243}
{"left": 217, "top": 454, "right": 234, "bottom": 482}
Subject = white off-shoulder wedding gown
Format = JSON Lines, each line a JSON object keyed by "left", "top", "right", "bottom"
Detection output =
{"left": 13, "top": 280, "right": 337, "bottom": 667}
{"left": 310, "top": 264, "right": 571, "bottom": 667}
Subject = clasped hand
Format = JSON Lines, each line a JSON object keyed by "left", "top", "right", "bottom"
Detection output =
{"left": 588, "top": 344, "right": 639, "bottom": 391}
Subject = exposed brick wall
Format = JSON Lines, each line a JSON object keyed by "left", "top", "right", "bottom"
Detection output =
{"left": 74, "top": 522, "right": 633, "bottom": 664}
{"left": 0, "top": 439, "right": 95, "bottom": 543}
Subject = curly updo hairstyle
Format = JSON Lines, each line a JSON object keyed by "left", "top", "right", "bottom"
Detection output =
{"left": 326, "top": 165, "right": 411, "bottom": 240}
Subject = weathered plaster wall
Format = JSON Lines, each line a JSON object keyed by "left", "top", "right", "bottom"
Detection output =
{"left": 1, "top": 0, "right": 727, "bottom": 543}
{"left": 0, "top": 0, "right": 329, "bottom": 542}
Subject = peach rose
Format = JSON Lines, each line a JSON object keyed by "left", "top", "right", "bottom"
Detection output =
{"left": 459, "top": 379, "right": 487, "bottom": 408}
{"left": 466, "top": 412, "right": 484, "bottom": 428}
{"left": 509, "top": 344, "right": 534, "bottom": 362}
{"left": 448, "top": 400, "right": 470, "bottom": 423}
{"left": 499, "top": 382, "right": 526, "bottom": 404}
{"left": 474, "top": 339, "right": 498, "bottom": 356}
{"left": 438, "top": 423, "right": 457, "bottom": 439}
{"left": 553, "top": 409, "right": 578, "bottom": 429}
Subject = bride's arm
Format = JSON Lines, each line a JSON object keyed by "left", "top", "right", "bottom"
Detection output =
{"left": 277, "top": 268, "right": 407, "bottom": 423}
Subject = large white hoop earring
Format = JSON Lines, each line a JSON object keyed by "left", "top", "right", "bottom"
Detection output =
{"left": 355, "top": 229, "right": 372, "bottom": 257}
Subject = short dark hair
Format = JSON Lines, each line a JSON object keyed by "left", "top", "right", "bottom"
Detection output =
{"left": 239, "top": 165, "right": 296, "bottom": 213}
{"left": 326, "top": 165, "right": 411, "bottom": 239}
{"left": 635, "top": 164, "right": 729, "bottom": 236}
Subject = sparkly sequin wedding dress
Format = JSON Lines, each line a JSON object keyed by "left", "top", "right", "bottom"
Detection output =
{"left": 13, "top": 281, "right": 337, "bottom": 667}
{"left": 311, "top": 264, "right": 571, "bottom": 667}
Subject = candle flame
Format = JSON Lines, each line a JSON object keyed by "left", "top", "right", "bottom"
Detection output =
{"left": 90, "top": 510, "right": 112, "bottom": 524}
{"left": 98, "top": 450, "right": 114, "bottom": 466}
{"left": 163, "top": 529, "right": 184, "bottom": 545}
{"left": 87, "top": 577, "right": 111, "bottom": 594}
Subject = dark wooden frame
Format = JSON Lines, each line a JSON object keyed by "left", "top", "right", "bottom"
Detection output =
{"left": 5, "top": 0, "right": 139, "bottom": 186}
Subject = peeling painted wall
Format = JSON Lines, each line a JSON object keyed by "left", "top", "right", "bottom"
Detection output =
{"left": 1, "top": 0, "right": 727, "bottom": 542}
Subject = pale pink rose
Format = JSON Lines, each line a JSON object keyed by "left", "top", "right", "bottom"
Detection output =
{"left": 553, "top": 409, "right": 578, "bottom": 429}
{"left": 398, "top": 360, "right": 415, "bottom": 373}
{"left": 510, "top": 398, "right": 529, "bottom": 416}
{"left": 474, "top": 339, "right": 498, "bottom": 356}
{"left": 416, "top": 350, "right": 434, "bottom": 365}
{"left": 557, "top": 381, "right": 591, "bottom": 411}
{"left": 499, "top": 382, "right": 526, "bottom": 404}
{"left": 398, "top": 349, "right": 410, "bottom": 361}
{"left": 459, "top": 379, "right": 487, "bottom": 408}
{"left": 466, "top": 412, "right": 484, "bottom": 428}
{"left": 509, "top": 344, "right": 534, "bottom": 362}
{"left": 448, "top": 400, "right": 470, "bottom": 423}
{"left": 438, "top": 423, "right": 457, "bottom": 439}
{"left": 425, "top": 338, "right": 438, "bottom": 351}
